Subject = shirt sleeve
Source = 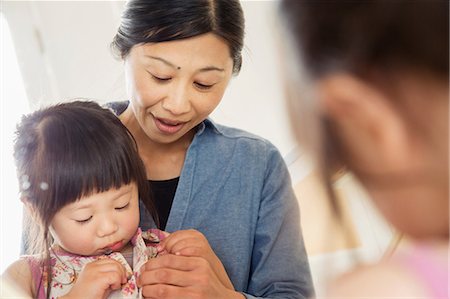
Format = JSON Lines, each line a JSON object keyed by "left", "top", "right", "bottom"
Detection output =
{"left": 243, "top": 145, "right": 315, "bottom": 299}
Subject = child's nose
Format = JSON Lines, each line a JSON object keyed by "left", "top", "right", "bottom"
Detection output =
{"left": 97, "top": 216, "right": 118, "bottom": 237}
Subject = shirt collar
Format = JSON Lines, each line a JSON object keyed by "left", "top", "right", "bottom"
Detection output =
{"left": 196, "top": 118, "right": 223, "bottom": 136}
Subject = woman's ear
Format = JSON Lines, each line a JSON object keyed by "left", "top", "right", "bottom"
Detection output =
{"left": 316, "top": 73, "right": 410, "bottom": 173}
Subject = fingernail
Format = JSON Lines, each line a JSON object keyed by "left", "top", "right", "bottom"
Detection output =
{"left": 156, "top": 245, "right": 163, "bottom": 252}
{"left": 175, "top": 252, "right": 180, "bottom": 256}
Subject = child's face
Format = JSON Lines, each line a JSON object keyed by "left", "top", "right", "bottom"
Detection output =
{"left": 50, "top": 183, "right": 140, "bottom": 256}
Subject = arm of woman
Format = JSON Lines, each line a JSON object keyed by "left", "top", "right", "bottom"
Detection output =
{"left": 242, "top": 146, "right": 314, "bottom": 299}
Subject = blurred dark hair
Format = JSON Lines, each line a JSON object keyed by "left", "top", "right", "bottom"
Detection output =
{"left": 111, "top": 0, "right": 245, "bottom": 74}
{"left": 281, "top": 0, "right": 448, "bottom": 79}
{"left": 14, "top": 100, "right": 157, "bottom": 298}
{"left": 280, "top": 0, "right": 449, "bottom": 218}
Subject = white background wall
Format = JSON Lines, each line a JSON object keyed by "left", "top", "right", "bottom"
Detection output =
{"left": 1, "top": 1, "right": 393, "bottom": 296}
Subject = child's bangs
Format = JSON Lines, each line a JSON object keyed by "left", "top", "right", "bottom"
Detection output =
{"left": 28, "top": 104, "right": 142, "bottom": 207}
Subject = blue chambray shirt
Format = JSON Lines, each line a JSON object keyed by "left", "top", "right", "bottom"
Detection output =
{"left": 137, "top": 118, "right": 314, "bottom": 299}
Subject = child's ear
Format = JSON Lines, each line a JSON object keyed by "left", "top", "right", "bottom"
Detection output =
{"left": 315, "top": 73, "right": 409, "bottom": 169}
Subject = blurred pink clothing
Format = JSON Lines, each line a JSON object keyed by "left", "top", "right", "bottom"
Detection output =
{"left": 398, "top": 243, "right": 448, "bottom": 299}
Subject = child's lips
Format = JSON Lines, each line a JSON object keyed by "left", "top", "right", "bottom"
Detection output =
{"left": 104, "top": 240, "right": 123, "bottom": 253}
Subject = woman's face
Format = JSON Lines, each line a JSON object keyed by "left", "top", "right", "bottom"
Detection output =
{"left": 124, "top": 33, "right": 234, "bottom": 145}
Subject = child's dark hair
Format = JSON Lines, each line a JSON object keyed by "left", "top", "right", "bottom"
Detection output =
{"left": 281, "top": 0, "right": 448, "bottom": 80}
{"left": 280, "top": 0, "right": 449, "bottom": 226}
{"left": 14, "top": 100, "right": 157, "bottom": 298}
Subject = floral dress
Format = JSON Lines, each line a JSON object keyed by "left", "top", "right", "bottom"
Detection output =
{"left": 25, "top": 228, "right": 166, "bottom": 299}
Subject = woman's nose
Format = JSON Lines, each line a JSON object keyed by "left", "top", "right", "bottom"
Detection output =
{"left": 162, "top": 83, "right": 191, "bottom": 115}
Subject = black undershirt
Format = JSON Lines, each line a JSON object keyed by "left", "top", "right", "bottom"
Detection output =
{"left": 148, "top": 177, "right": 179, "bottom": 230}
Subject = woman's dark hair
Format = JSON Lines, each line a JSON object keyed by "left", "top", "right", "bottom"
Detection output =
{"left": 14, "top": 100, "right": 157, "bottom": 298}
{"left": 111, "top": 0, "right": 245, "bottom": 74}
{"left": 280, "top": 0, "right": 449, "bottom": 221}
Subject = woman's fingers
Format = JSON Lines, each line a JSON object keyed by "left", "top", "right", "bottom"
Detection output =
{"left": 141, "top": 283, "right": 196, "bottom": 299}
{"left": 138, "top": 254, "right": 234, "bottom": 299}
{"left": 139, "top": 254, "right": 213, "bottom": 287}
{"left": 142, "top": 254, "right": 207, "bottom": 272}
{"left": 139, "top": 267, "right": 190, "bottom": 288}
{"left": 168, "top": 238, "right": 206, "bottom": 256}
{"left": 153, "top": 230, "right": 235, "bottom": 290}
{"left": 159, "top": 229, "right": 207, "bottom": 254}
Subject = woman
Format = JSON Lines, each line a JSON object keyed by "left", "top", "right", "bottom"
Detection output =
{"left": 108, "top": 1, "right": 314, "bottom": 298}
{"left": 281, "top": 1, "right": 448, "bottom": 298}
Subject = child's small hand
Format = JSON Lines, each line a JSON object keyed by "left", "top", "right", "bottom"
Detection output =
{"left": 156, "top": 229, "right": 234, "bottom": 290}
{"left": 59, "top": 258, "right": 127, "bottom": 299}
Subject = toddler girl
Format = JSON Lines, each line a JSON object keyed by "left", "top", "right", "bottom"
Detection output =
{"left": 3, "top": 101, "right": 164, "bottom": 299}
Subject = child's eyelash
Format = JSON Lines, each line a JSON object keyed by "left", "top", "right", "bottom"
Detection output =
{"left": 73, "top": 202, "right": 130, "bottom": 223}
{"left": 116, "top": 202, "right": 130, "bottom": 210}
{"left": 75, "top": 216, "right": 92, "bottom": 224}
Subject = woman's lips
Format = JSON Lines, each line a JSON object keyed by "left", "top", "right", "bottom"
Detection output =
{"left": 154, "top": 117, "right": 186, "bottom": 134}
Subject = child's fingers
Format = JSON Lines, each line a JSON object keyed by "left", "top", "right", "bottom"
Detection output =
{"left": 70, "top": 259, "right": 129, "bottom": 298}
{"left": 86, "top": 258, "right": 128, "bottom": 283}
{"left": 103, "top": 271, "right": 125, "bottom": 290}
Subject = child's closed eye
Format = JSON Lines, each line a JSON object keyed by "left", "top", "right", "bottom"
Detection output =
{"left": 115, "top": 202, "right": 130, "bottom": 210}
{"left": 74, "top": 216, "right": 92, "bottom": 224}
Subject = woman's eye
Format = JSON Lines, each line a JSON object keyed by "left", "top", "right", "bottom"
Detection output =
{"left": 151, "top": 74, "right": 171, "bottom": 83}
{"left": 75, "top": 216, "right": 92, "bottom": 224}
{"left": 115, "top": 202, "right": 130, "bottom": 210}
{"left": 194, "top": 82, "right": 214, "bottom": 90}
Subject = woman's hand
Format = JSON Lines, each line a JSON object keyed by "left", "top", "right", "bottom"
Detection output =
{"left": 138, "top": 254, "right": 245, "bottom": 299}
{"left": 156, "top": 229, "right": 234, "bottom": 289}
{"left": 60, "top": 258, "right": 127, "bottom": 299}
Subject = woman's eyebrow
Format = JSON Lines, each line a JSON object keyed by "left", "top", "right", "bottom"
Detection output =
{"left": 146, "top": 55, "right": 178, "bottom": 69}
{"left": 197, "top": 66, "right": 225, "bottom": 73}
{"left": 146, "top": 55, "right": 224, "bottom": 73}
